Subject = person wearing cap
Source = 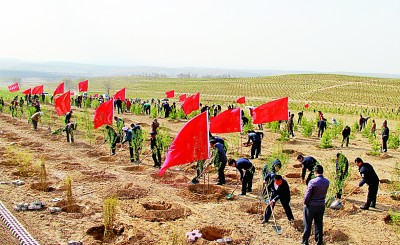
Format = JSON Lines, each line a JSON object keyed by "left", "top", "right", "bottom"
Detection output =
{"left": 105, "top": 125, "right": 119, "bottom": 155}
{"left": 31, "top": 111, "right": 43, "bottom": 130}
{"left": 381, "top": 120, "right": 389, "bottom": 153}
{"left": 122, "top": 126, "right": 134, "bottom": 162}
{"left": 297, "top": 155, "right": 319, "bottom": 185}
{"left": 301, "top": 165, "right": 330, "bottom": 245}
{"left": 355, "top": 157, "right": 379, "bottom": 210}
{"left": 262, "top": 159, "right": 282, "bottom": 186}
{"left": 228, "top": 158, "right": 255, "bottom": 195}
{"left": 262, "top": 175, "right": 294, "bottom": 224}
{"left": 335, "top": 153, "right": 349, "bottom": 199}
{"left": 65, "top": 110, "right": 73, "bottom": 124}
{"left": 210, "top": 138, "right": 227, "bottom": 185}
{"left": 150, "top": 131, "right": 162, "bottom": 168}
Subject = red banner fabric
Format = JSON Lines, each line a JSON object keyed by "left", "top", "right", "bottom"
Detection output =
{"left": 304, "top": 103, "right": 310, "bottom": 109}
{"left": 53, "top": 82, "right": 64, "bottom": 96}
{"left": 179, "top": 94, "right": 187, "bottom": 102}
{"left": 210, "top": 108, "right": 242, "bottom": 134}
{"left": 22, "top": 88, "right": 31, "bottom": 95}
{"left": 54, "top": 91, "right": 71, "bottom": 116}
{"left": 78, "top": 80, "right": 88, "bottom": 92}
{"left": 159, "top": 112, "right": 209, "bottom": 176}
{"left": 8, "top": 82, "right": 20, "bottom": 92}
{"left": 252, "top": 97, "right": 288, "bottom": 124}
{"left": 182, "top": 93, "right": 200, "bottom": 115}
{"left": 236, "top": 96, "right": 246, "bottom": 104}
{"left": 113, "top": 88, "right": 126, "bottom": 101}
{"left": 32, "top": 85, "right": 44, "bottom": 95}
{"left": 165, "top": 90, "right": 175, "bottom": 98}
{"left": 94, "top": 99, "right": 114, "bottom": 129}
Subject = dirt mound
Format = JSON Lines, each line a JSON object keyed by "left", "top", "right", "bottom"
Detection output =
{"left": 59, "top": 161, "right": 83, "bottom": 171}
{"left": 327, "top": 203, "right": 359, "bottom": 217}
{"left": 292, "top": 163, "right": 302, "bottom": 168}
{"left": 379, "top": 178, "right": 391, "bottom": 183}
{"left": 200, "top": 226, "right": 229, "bottom": 241}
{"left": 150, "top": 172, "right": 190, "bottom": 185}
{"left": 87, "top": 150, "right": 107, "bottom": 157}
{"left": 105, "top": 183, "right": 149, "bottom": 200}
{"left": 86, "top": 224, "right": 124, "bottom": 242}
{"left": 137, "top": 122, "right": 150, "bottom": 127}
{"left": 286, "top": 173, "right": 301, "bottom": 178}
{"left": 244, "top": 202, "right": 266, "bottom": 214}
{"left": 124, "top": 201, "right": 191, "bottom": 222}
{"left": 290, "top": 186, "right": 301, "bottom": 196}
{"left": 80, "top": 170, "right": 117, "bottom": 181}
{"left": 122, "top": 165, "right": 147, "bottom": 172}
{"left": 282, "top": 149, "right": 296, "bottom": 154}
{"left": 30, "top": 182, "right": 55, "bottom": 192}
{"left": 324, "top": 229, "right": 349, "bottom": 242}
{"left": 180, "top": 184, "right": 229, "bottom": 202}
{"left": 290, "top": 219, "right": 304, "bottom": 233}
{"left": 98, "top": 156, "right": 116, "bottom": 162}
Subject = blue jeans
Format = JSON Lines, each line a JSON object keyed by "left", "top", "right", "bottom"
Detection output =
{"left": 302, "top": 205, "right": 325, "bottom": 245}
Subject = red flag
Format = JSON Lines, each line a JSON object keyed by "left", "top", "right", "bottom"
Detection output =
{"left": 93, "top": 93, "right": 99, "bottom": 98}
{"left": 8, "top": 82, "right": 20, "bottom": 92}
{"left": 304, "top": 103, "right": 310, "bottom": 109}
{"left": 165, "top": 90, "right": 175, "bottom": 98}
{"left": 113, "top": 88, "right": 126, "bottom": 101}
{"left": 22, "top": 88, "right": 31, "bottom": 95}
{"left": 252, "top": 97, "right": 288, "bottom": 124}
{"left": 94, "top": 99, "right": 114, "bottom": 129}
{"left": 210, "top": 108, "right": 242, "bottom": 134}
{"left": 53, "top": 82, "right": 64, "bottom": 96}
{"left": 159, "top": 112, "right": 209, "bottom": 176}
{"left": 78, "top": 80, "right": 88, "bottom": 92}
{"left": 54, "top": 91, "right": 71, "bottom": 116}
{"left": 182, "top": 93, "right": 200, "bottom": 115}
{"left": 32, "top": 85, "right": 44, "bottom": 94}
{"left": 236, "top": 96, "right": 246, "bottom": 104}
{"left": 70, "top": 91, "right": 75, "bottom": 96}
{"left": 179, "top": 94, "right": 187, "bottom": 102}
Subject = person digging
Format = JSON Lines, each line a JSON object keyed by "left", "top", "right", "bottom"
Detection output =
{"left": 228, "top": 158, "right": 255, "bottom": 196}
{"left": 150, "top": 131, "right": 162, "bottom": 168}
{"left": 105, "top": 125, "right": 119, "bottom": 156}
{"left": 121, "top": 127, "right": 134, "bottom": 162}
{"left": 65, "top": 121, "right": 77, "bottom": 144}
{"left": 355, "top": 157, "right": 380, "bottom": 210}
{"left": 297, "top": 154, "right": 319, "bottom": 185}
{"left": 210, "top": 138, "right": 227, "bottom": 185}
{"left": 262, "top": 175, "right": 294, "bottom": 224}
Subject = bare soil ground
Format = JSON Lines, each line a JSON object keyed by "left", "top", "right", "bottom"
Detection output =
{"left": 0, "top": 108, "right": 399, "bottom": 245}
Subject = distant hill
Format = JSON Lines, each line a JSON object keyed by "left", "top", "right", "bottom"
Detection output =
{"left": 0, "top": 59, "right": 399, "bottom": 81}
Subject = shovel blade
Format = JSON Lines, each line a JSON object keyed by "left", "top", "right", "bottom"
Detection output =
{"left": 272, "top": 225, "right": 282, "bottom": 235}
{"left": 226, "top": 194, "right": 234, "bottom": 200}
{"left": 329, "top": 200, "right": 343, "bottom": 210}
{"left": 191, "top": 178, "right": 199, "bottom": 184}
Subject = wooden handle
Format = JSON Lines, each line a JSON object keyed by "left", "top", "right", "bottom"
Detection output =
{"left": 341, "top": 186, "right": 360, "bottom": 202}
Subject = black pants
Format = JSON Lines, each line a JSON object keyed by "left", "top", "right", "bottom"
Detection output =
{"left": 341, "top": 136, "right": 349, "bottom": 147}
{"left": 152, "top": 147, "right": 162, "bottom": 167}
{"left": 241, "top": 166, "right": 255, "bottom": 194}
{"left": 264, "top": 199, "right": 294, "bottom": 222}
{"left": 382, "top": 137, "right": 388, "bottom": 152}
{"left": 318, "top": 127, "right": 325, "bottom": 138}
{"left": 305, "top": 171, "right": 314, "bottom": 185}
{"left": 66, "top": 128, "right": 74, "bottom": 143}
{"left": 365, "top": 183, "right": 379, "bottom": 208}
{"left": 117, "top": 106, "right": 123, "bottom": 114}
{"left": 217, "top": 161, "right": 226, "bottom": 184}
{"left": 303, "top": 205, "right": 325, "bottom": 245}
{"left": 32, "top": 120, "right": 38, "bottom": 130}
{"left": 251, "top": 141, "right": 261, "bottom": 159}
{"left": 128, "top": 142, "right": 134, "bottom": 162}
{"left": 288, "top": 125, "right": 295, "bottom": 137}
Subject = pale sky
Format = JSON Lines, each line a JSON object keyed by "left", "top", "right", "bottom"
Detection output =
{"left": 0, "top": 0, "right": 399, "bottom": 74}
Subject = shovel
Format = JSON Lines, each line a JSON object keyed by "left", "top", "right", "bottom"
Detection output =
{"left": 330, "top": 186, "right": 360, "bottom": 210}
{"left": 191, "top": 162, "right": 210, "bottom": 184}
{"left": 265, "top": 187, "right": 282, "bottom": 235}
{"left": 226, "top": 182, "right": 240, "bottom": 200}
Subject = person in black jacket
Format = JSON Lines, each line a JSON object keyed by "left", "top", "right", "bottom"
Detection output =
{"left": 381, "top": 120, "right": 389, "bottom": 153}
{"left": 228, "top": 158, "right": 255, "bottom": 195}
{"left": 355, "top": 157, "right": 379, "bottom": 210}
{"left": 116, "top": 98, "right": 123, "bottom": 114}
{"left": 210, "top": 138, "right": 227, "bottom": 185}
{"left": 262, "top": 175, "right": 294, "bottom": 224}
{"left": 340, "top": 125, "right": 351, "bottom": 148}
{"left": 297, "top": 155, "right": 318, "bottom": 185}
{"left": 262, "top": 159, "right": 282, "bottom": 185}
{"left": 335, "top": 153, "right": 349, "bottom": 199}
{"left": 150, "top": 131, "right": 162, "bottom": 168}
{"left": 65, "top": 110, "right": 73, "bottom": 124}
{"left": 246, "top": 130, "right": 264, "bottom": 159}
{"left": 317, "top": 118, "right": 327, "bottom": 138}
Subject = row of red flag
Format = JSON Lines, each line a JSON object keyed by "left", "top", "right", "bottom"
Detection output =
{"left": 7, "top": 80, "right": 89, "bottom": 95}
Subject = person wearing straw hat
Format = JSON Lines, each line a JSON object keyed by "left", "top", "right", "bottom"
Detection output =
{"left": 301, "top": 165, "right": 329, "bottom": 245}
{"left": 31, "top": 111, "right": 43, "bottom": 130}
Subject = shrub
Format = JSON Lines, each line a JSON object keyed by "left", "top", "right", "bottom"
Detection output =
{"left": 267, "top": 121, "right": 280, "bottom": 133}
{"left": 301, "top": 118, "right": 313, "bottom": 137}
{"left": 389, "top": 134, "right": 400, "bottom": 149}
{"left": 370, "top": 139, "right": 381, "bottom": 155}
{"left": 320, "top": 131, "right": 333, "bottom": 148}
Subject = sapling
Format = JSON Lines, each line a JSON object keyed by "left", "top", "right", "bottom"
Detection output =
{"left": 103, "top": 197, "right": 118, "bottom": 240}
{"left": 39, "top": 156, "right": 47, "bottom": 192}
{"left": 64, "top": 176, "right": 76, "bottom": 213}
{"left": 320, "top": 130, "right": 333, "bottom": 148}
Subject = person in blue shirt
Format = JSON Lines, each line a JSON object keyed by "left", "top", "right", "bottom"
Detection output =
{"left": 228, "top": 158, "right": 255, "bottom": 195}
{"left": 246, "top": 130, "right": 264, "bottom": 159}
{"left": 297, "top": 155, "right": 319, "bottom": 185}
{"left": 122, "top": 127, "right": 134, "bottom": 162}
{"left": 355, "top": 157, "right": 379, "bottom": 210}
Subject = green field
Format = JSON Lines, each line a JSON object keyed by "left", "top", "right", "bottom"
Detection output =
{"left": 2, "top": 74, "right": 400, "bottom": 119}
